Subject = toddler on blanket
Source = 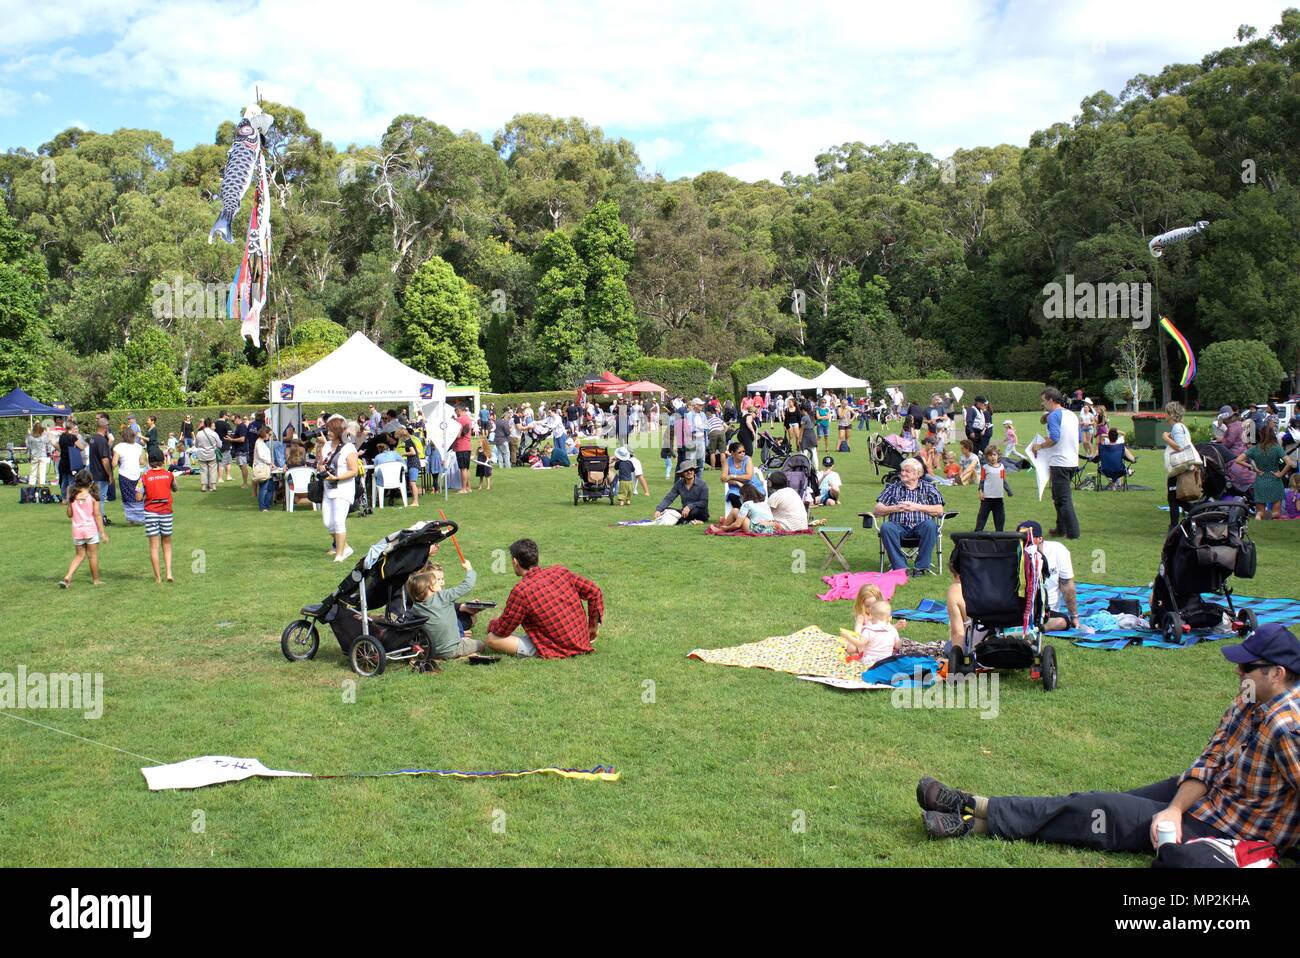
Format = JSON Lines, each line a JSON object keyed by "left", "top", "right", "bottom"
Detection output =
{"left": 841, "top": 588, "right": 901, "bottom": 666}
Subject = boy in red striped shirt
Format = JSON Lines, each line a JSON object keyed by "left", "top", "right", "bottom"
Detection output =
{"left": 141, "top": 449, "right": 177, "bottom": 583}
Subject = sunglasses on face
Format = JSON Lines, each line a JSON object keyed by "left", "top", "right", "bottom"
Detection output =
{"left": 1238, "top": 661, "right": 1276, "bottom": 674}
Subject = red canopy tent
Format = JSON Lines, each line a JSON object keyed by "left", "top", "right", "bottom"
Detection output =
{"left": 578, "top": 371, "right": 628, "bottom": 400}
{"left": 620, "top": 380, "right": 666, "bottom": 395}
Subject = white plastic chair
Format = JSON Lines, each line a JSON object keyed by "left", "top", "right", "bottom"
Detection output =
{"left": 285, "top": 467, "right": 317, "bottom": 512}
{"left": 371, "top": 461, "right": 407, "bottom": 508}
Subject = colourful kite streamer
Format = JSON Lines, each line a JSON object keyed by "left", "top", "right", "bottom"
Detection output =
{"left": 1159, "top": 316, "right": 1196, "bottom": 387}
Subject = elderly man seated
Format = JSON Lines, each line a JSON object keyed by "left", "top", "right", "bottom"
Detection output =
{"left": 873, "top": 457, "right": 945, "bottom": 577}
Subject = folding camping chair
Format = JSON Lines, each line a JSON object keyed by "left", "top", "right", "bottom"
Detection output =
{"left": 859, "top": 510, "right": 959, "bottom": 575}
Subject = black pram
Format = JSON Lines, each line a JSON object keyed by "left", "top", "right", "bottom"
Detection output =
{"left": 1150, "top": 500, "right": 1257, "bottom": 644}
{"left": 280, "top": 520, "right": 458, "bottom": 676}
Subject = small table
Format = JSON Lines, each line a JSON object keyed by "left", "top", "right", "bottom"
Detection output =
{"left": 816, "top": 526, "right": 854, "bottom": 571}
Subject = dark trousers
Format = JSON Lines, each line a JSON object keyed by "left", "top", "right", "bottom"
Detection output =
{"left": 974, "top": 497, "right": 1005, "bottom": 531}
{"left": 1048, "top": 466, "right": 1080, "bottom": 538}
{"left": 986, "top": 776, "right": 1225, "bottom": 853}
{"left": 1167, "top": 477, "right": 1181, "bottom": 528}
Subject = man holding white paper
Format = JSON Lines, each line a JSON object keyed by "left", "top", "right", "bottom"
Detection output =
{"left": 1027, "top": 388, "right": 1080, "bottom": 540}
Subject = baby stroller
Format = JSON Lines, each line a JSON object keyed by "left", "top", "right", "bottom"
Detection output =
{"left": 766, "top": 451, "right": 820, "bottom": 501}
{"left": 515, "top": 427, "right": 548, "bottom": 466}
{"left": 757, "top": 431, "right": 792, "bottom": 467}
{"left": 869, "top": 433, "right": 916, "bottom": 483}
{"left": 280, "top": 519, "right": 458, "bottom": 676}
{"left": 574, "top": 444, "right": 615, "bottom": 505}
{"left": 1150, "top": 500, "right": 1257, "bottom": 645}
{"left": 947, "top": 531, "right": 1058, "bottom": 691}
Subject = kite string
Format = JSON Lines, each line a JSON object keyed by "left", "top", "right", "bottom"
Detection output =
{"left": 0, "top": 709, "right": 168, "bottom": 766}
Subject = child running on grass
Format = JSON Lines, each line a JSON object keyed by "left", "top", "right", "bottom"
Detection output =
{"left": 141, "top": 447, "right": 177, "bottom": 583}
{"left": 61, "top": 469, "right": 107, "bottom": 587}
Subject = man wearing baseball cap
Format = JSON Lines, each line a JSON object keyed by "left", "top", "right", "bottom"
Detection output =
{"left": 916, "top": 623, "right": 1300, "bottom": 854}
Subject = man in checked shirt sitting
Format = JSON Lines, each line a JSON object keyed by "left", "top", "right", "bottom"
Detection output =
{"left": 484, "top": 538, "right": 604, "bottom": 659}
{"left": 917, "top": 624, "right": 1300, "bottom": 854}
{"left": 872, "top": 458, "right": 946, "bottom": 577}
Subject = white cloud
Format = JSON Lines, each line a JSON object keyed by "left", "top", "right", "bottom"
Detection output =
{"left": 0, "top": 0, "right": 1288, "bottom": 179}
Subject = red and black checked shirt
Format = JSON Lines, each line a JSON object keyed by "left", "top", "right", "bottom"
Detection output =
{"left": 488, "top": 565, "right": 604, "bottom": 659}
{"left": 1180, "top": 686, "right": 1300, "bottom": 850}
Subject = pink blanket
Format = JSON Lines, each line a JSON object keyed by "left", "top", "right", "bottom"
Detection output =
{"left": 817, "top": 568, "right": 910, "bottom": 602}
{"left": 705, "top": 526, "right": 814, "bottom": 537}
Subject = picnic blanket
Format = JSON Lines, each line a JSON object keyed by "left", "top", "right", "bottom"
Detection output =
{"left": 818, "top": 568, "right": 909, "bottom": 602}
{"left": 706, "top": 526, "right": 813, "bottom": 537}
{"left": 688, "top": 626, "right": 942, "bottom": 683}
{"left": 893, "top": 583, "right": 1300, "bottom": 650}
{"left": 689, "top": 625, "right": 871, "bottom": 681}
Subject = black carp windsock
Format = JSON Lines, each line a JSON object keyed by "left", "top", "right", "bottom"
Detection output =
{"left": 208, "top": 118, "right": 262, "bottom": 244}
{"left": 1148, "top": 220, "right": 1209, "bottom": 259}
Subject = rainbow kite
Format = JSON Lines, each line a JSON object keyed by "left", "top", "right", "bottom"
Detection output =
{"left": 1160, "top": 317, "right": 1196, "bottom": 387}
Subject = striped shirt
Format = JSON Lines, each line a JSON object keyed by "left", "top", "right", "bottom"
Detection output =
{"left": 707, "top": 414, "right": 725, "bottom": 433}
{"left": 1180, "top": 686, "right": 1300, "bottom": 850}
{"left": 875, "top": 477, "right": 945, "bottom": 530}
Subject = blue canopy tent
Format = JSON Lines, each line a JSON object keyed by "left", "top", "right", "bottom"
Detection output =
{"left": 0, "top": 388, "right": 71, "bottom": 421}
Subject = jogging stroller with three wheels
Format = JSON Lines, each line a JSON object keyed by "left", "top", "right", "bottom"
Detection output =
{"left": 574, "top": 444, "right": 615, "bottom": 505}
{"left": 280, "top": 519, "right": 459, "bottom": 676}
{"left": 947, "top": 531, "right": 1058, "bottom": 691}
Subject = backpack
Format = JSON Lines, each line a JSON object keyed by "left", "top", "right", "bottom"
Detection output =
{"left": 1153, "top": 837, "right": 1278, "bottom": 869}
{"left": 838, "top": 440, "right": 851, "bottom": 453}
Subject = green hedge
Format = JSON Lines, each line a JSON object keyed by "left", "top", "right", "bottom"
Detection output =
{"left": 728, "top": 354, "right": 827, "bottom": 401}
{"left": 621, "top": 357, "right": 713, "bottom": 399}
{"left": 882, "top": 379, "right": 1047, "bottom": 412}
{"left": 482, "top": 390, "right": 574, "bottom": 410}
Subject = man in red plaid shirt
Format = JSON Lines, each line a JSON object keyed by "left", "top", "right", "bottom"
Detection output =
{"left": 485, "top": 539, "right": 604, "bottom": 658}
{"left": 916, "top": 623, "right": 1300, "bottom": 854}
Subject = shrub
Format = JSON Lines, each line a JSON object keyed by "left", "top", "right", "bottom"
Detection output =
{"left": 1196, "top": 339, "right": 1286, "bottom": 409}
{"left": 1102, "top": 377, "right": 1153, "bottom": 409}
{"left": 622, "top": 357, "right": 713, "bottom": 399}
{"left": 289, "top": 318, "right": 348, "bottom": 349}
{"left": 197, "top": 366, "right": 263, "bottom": 405}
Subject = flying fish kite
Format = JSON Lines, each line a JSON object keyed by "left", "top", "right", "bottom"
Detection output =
{"left": 1149, "top": 221, "right": 1209, "bottom": 259}
{"left": 208, "top": 103, "right": 286, "bottom": 347}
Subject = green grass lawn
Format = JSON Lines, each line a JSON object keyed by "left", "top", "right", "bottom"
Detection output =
{"left": 1, "top": 413, "right": 1295, "bottom": 867}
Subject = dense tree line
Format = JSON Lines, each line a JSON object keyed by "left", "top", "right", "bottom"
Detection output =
{"left": 1, "top": 10, "right": 1297, "bottom": 409}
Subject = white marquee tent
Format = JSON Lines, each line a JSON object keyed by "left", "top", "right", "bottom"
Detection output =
{"left": 268, "top": 332, "right": 457, "bottom": 452}
{"left": 808, "top": 364, "right": 870, "bottom": 392}
{"left": 745, "top": 366, "right": 818, "bottom": 393}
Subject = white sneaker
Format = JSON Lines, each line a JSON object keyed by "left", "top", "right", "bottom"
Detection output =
{"left": 334, "top": 546, "right": 354, "bottom": 563}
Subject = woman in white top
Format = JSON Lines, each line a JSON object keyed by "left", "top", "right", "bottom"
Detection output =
{"left": 112, "top": 426, "right": 147, "bottom": 524}
{"left": 253, "top": 426, "right": 276, "bottom": 512}
{"left": 193, "top": 418, "right": 222, "bottom": 491}
{"left": 1161, "top": 401, "right": 1194, "bottom": 528}
{"left": 764, "top": 470, "right": 809, "bottom": 532}
{"left": 317, "top": 415, "right": 361, "bottom": 562}
{"left": 26, "top": 422, "right": 53, "bottom": 486}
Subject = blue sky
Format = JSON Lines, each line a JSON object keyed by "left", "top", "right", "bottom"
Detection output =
{"left": 0, "top": 0, "right": 1288, "bottom": 181}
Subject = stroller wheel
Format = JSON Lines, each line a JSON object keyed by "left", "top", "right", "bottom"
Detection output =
{"left": 280, "top": 619, "right": 319, "bottom": 662}
{"left": 350, "top": 637, "right": 387, "bottom": 677}
{"left": 1238, "top": 608, "right": 1258, "bottom": 635}
{"left": 1040, "top": 644, "right": 1058, "bottom": 692}
{"left": 1161, "top": 610, "right": 1185, "bottom": 646}
{"left": 573, "top": 485, "right": 579, "bottom": 506}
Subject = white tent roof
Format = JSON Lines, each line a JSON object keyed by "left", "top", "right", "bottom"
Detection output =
{"left": 268, "top": 332, "right": 446, "bottom": 405}
{"left": 808, "top": 364, "right": 869, "bottom": 390}
{"left": 746, "top": 366, "right": 818, "bottom": 393}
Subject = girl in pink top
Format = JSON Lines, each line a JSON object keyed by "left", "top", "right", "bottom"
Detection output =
{"left": 62, "top": 470, "right": 108, "bottom": 587}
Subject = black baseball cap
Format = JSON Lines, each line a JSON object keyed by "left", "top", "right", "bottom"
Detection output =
{"left": 822, "top": 456, "right": 834, "bottom": 467}
{"left": 1221, "top": 624, "right": 1300, "bottom": 673}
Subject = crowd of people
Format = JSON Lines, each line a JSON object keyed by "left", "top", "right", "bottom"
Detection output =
{"left": 11, "top": 372, "right": 1300, "bottom": 866}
